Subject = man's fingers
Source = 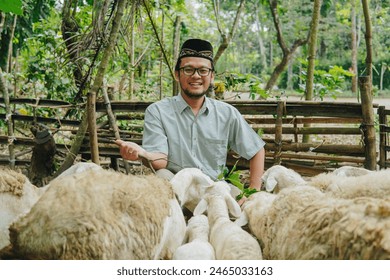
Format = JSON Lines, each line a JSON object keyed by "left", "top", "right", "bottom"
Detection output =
{"left": 114, "top": 139, "right": 124, "bottom": 146}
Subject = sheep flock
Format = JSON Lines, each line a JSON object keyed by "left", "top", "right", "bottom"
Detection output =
{"left": 1, "top": 163, "right": 390, "bottom": 260}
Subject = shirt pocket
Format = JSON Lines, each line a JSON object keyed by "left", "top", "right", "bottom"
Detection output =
{"left": 202, "top": 138, "right": 228, "bottom": 170}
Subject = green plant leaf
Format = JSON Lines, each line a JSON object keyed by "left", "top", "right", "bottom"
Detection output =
{"left": 0, "top": 0, "right": 23, "bottom": 15}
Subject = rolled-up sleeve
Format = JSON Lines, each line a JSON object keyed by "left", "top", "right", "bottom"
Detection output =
{"left": 142, "top": 105, "right": 169, "bottom": 155}
{"left": 229, "top": 108, "right": 265, "bottom": 160}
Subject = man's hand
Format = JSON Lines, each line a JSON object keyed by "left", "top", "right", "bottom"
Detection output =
{"left": 114, "top": 139, "right": 146, "bottom": 161}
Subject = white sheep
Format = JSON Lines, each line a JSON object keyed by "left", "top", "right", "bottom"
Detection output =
{"left": 170, "top": 168, "right": 241, "bottom": 218}
{"left": 330, "top": 165, "right": 373, "bottom": 177}
{"left": 170, "top": 168, "right": 214, "bottom": 212}
{"left": 237, "top": 186, "right": 390, "bottom": 259}
{"left": 0, "top": 162, "right": 105, "bottom": 251}
{"left": 0, "top": 168, "right": 46, "bottom": 250}
{"left": 53, "top": 161, "right": 103, "bottom": 180}
{"left": 6, "top": 169, "right": 186, "bottom": 260}
{"left": 194, "top": 193, "right": 262, "bottom": 260}
{"left": 261, "top": 165, "right": 390, "bottom": 200}
{"left": 172, "top": 214, "right": 215, "bottom": 260}
{"left": 261, "top": 165, "right": 306, "bottom": 193}
{"left": 309, "top": 168, "right": 390, "bottom": 199}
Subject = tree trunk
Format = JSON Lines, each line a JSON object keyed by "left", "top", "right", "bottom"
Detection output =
{"left": 6, "top": 15, "right": 17, "bottom": 73}
{"left": 142, "top": 0, "right": 174, "bottom": 79}
{"left": 55, "top": 0, "right": 128, "bottom": 173}
{"left": 303, "top": 0, "right": 322, "bottom": 143}
{"left": 213, "top": 0, "right": 246, "bottom": 65}
{"left": 159, "top": 10, "right": 164, "bottom": 100}
{"left": 351, "top": 0, "right": 358, "bottom": 93}
{"left": 287, "top": 60, "right": 293, "bottom": 90}
{"left": 172, "top": 15, "right": 181, "bottom": 96}
{"left": 88, "top": 0, "right": 128, "bottom": 164}
{"left": 254, "top": 2, "right": 267, "bottom": 71}
{"left": 361, "top": 0, "right": 373, "bottom": 80}
{"left": 359, "top": 76, "right": 376, "bottom": 170}
{"left": 53, "top": 110, "right": 89, "bottom": 178}
{"left": 380, "top": 63, "right": 386, "bottom": 91}
{"left": 87, "top": 90, "right": 99, "bottom": 164}
{"left": 0, "top": 69, "right": 15, "bottom": 169}
{"left": 127, "top": 1, "right": 136, "bottom": 100}
{"left": 305, "top": 0, "right": 322, "bottom": 100}
{"left": 0, "top": 12, "right": 5, "bottom": 34}
{"left": 61, "top": 0, "right": 84, "bottom": 97}
{"left": 264, "top": 0, "right": 309, "bottom": 92}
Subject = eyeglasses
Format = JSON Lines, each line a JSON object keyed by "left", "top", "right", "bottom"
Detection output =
{"left": 179, "top": 66, "right": 213, "bottom": 77}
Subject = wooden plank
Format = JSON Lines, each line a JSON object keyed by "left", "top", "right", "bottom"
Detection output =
{"left": 0, "top": 113, "right": 80, "bottom": 126}
{"left": 244, "top": 116, "right": 362, "bottom": 124}
{"left": 0, "top": 97, "right": 73, "bottom": 107}
{"left": 253, "top": 126, "right": 361, "bottom": 135}
{"left": 265, "top": 142, "right": 365, "bottom": 156}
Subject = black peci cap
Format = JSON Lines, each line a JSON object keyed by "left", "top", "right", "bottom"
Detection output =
{"left": 175, "top": 39, "right": 214, "bottom": 70}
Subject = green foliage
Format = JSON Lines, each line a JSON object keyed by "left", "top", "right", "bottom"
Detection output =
{"left": 0, "top": 0, "right": 22, "bottom": 15}
{"left": 217, "top": 160, "right": 258, "bottom": 200}
{"left": 17, "top": 8, "right": 78, "bottom": 102}
{"left": 297, "top": 60, "right": 354, "bottom": 100}
{"left": 221, "top": 72, "right": 268, "bottom": 100}
{"left": 218, "top": 160, "right": 243, "bottom": 190}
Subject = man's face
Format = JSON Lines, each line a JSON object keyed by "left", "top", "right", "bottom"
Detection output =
{"left": 175, "top": 57, "right": 214, "bottom": 99}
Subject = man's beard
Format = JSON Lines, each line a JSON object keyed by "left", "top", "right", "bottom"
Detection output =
{"left": 182, "top": 86, "right": 211, "bottom": 99}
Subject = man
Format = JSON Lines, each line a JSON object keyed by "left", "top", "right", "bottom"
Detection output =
{"left": 116, "top": 38, "right": 265, "bottom": 191}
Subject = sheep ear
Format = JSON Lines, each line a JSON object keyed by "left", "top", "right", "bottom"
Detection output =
{"left": 225, "top": 195, "right": 241, "bottom": 218}
{"left": 264, "top": 177, "right": 277, "bottom": 192}
{"left": 234, "top": 212, "right": 249, "bottom": 227}
{"left": 193, "top": 198, "right": 208, "bottom": 216}
{"left": 194, "top": 174, "right": 213, "bottom": 188}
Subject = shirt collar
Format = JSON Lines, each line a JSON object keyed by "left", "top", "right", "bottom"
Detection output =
{"left": 175, "top": 93, "right": 210, "bottom": 115}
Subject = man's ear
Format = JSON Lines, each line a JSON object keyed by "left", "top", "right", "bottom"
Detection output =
{"left": 174, "top": 70, "right": 179, "bottom": 82}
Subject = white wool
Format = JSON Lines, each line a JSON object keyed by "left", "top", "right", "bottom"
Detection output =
{"left": 194, "top": 194, "right": 262, "bottom": 260}
{"left": 330, "top": 166, "right": 372, "bottom": 177}
{"left": 0, "top": 163, "right": 105, "bottom": 250}
{"left": 172, "top": 215, "right": 215, "bottom": 260}
{"left": 237, "top": 186, "right": 390, "bottom": 259}
{"left": 54, "top": 162, "right": 103, "bottom": 180}
{"left": 261, "top": 165, "right": 306, "bottom": 193}
{"left": 0, "top": 172, "right": 42, "bottom": 250}
{"left": 8, "top": 169, "right": 186, "bottom": 260}
{"left": 170, "top": 168, "right": 241, "bottom": 218}
{"left": 170, "top": 168, "right": 214, "bottom": 212}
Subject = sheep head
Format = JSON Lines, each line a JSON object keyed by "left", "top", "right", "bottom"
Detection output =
{"left": 170, "top": 168, "right": 214, "bottom": 212}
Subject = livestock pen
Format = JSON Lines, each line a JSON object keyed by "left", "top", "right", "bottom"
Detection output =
{"left": 0, "top": 95, "right": 387, "bottom": 181}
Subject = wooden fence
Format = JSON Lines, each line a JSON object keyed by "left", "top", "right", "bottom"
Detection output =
{"left": 0, "top": 97, "right": 386, "bottom": 176}
{"left": 378, "top": 106, "right": 390, "bottom": 169}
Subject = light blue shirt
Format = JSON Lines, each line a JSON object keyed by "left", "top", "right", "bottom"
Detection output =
{"left": 142, "top": 94, "right": 265, "bottom": 180}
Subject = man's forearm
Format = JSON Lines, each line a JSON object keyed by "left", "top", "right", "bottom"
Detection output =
{"left": 249, "top": 148, "right": 265, "bottom": 190}
{"left": 141, "top": 151, "right": 168, "bottom": 170}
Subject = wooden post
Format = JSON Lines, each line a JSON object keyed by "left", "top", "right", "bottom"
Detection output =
{"left": 359, "top": 76, "right": 376, "bottom": 170}
{"left": 274, "top": 101, "right": 285, "bottom": 165}
{"left": 87, "top": 90, "right": 100, "bottom": 164}
{"left": 378, "top": 106, "right": 386, "bottom": 169}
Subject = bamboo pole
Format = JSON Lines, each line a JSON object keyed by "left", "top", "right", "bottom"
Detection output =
{"left": 273, "top": 101, "right": 285, "bottom": 164}
{"left": 378, "top": 106, "right": 387, "bottom": 169}
{"left": 265, "top": 143, "right": 364, "bottom": 155}
{"left": 102, "top": 85, "right": 131, "bottom": 173}
{"left": 0, "top": 70, "right": 15, "bottom": 168}
{"left": 359, "top": 76, "right": 377, "bottom": 170}
{"left": 87, "top": 90, "right": 99, "bottom": 164}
